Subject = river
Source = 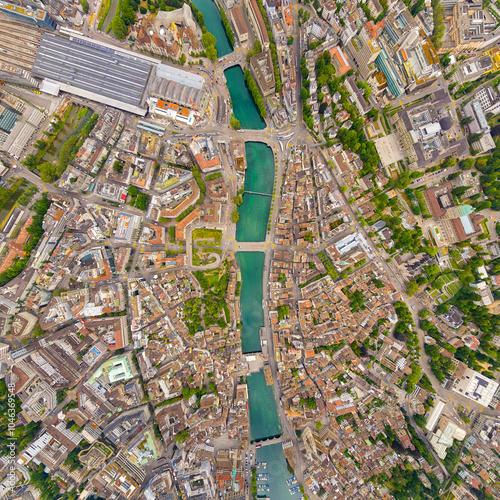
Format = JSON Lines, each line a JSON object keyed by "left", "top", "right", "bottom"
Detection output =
{"left": 236, "top": 251, "right": 264, "bottom": 354}
{"left": 236, "top": 142, "right": 274, "bottom": 242}
{"left": 190, "top": 0, "right": 233, "bottom": 57}
{"left": 247, "top": 370, "right": 282, "bottom": 441}
{"left": 256, "top": 443, "right": 297, "bottom": 500}
{"left": 225, "top": 66, "right": 266, "bottom": 130}
{"left": 236, "top": 151, "right": 284, "bottom": 464}
{"left": 196, "top": 0, "right": 289, "bottom": 484}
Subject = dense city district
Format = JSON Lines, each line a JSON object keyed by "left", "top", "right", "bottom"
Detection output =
{"left": 1, "top": 0, "right": 500, "bottom": 499}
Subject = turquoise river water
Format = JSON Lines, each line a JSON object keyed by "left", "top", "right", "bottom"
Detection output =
{"left": 256, "top": 443, "right": 297, "bottom": 500}
{"left": 190, "top": 0, "right": 233, "bottom": 56}
{"left": 236, "top": 142, "right": 274, "bottom": 242}
{"left": 195, "top": 0, "right": 291, "bottom": 490}
{"left": 225, "top": 66, "right": 266, "bottom": 130}
{"left": 236, "top": 251, "right": 264, "bottom": 354}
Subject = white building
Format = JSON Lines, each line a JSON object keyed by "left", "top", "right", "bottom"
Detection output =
{"left": 149, "top": 97, "right": 196, "bottom": 126}
{"left": 425, "top": 399, "right": 445, "bottom": 432}
{"left": 471, "top": 280, "right": 494, "bottom": 307}
{"left": 452, "top": 368, "right": 500, "bottom": 407}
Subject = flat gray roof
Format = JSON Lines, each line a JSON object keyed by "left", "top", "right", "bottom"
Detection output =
{"left": 32, "top": 34, "right": 152, "bottom": 108}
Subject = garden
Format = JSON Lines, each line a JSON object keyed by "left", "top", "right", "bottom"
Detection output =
{"left": 192, "top": 228, "right": 222, "bottom": 267}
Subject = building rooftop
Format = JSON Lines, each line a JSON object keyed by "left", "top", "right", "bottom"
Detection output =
{"left": 33, "top": 34, "right": 152, "bottom": 114}
{"left": 149, "top": 63, "right": 206, "bottom": 109}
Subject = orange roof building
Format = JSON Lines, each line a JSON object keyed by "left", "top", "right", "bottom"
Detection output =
{"left": 175, "top": 206, "right": 200, "bottom": 240}
{"left": 189, "top": 136, "right": 222, "bottom": 173}
{"left": 330, "top": 46, "right": 351, "bottom": 75}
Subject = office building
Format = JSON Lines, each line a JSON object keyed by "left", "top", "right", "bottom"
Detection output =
{"left": 441, "top": 2, "right": 499, "bottom": 54}
{"left": 452, "top": 368, "right": 499, "bottom": 407}
{"left": 0, "top": 0, "right": 56, "bottom": 29}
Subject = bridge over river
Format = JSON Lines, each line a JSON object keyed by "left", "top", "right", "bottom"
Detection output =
{"left": 244, "top": 191, "right": 272, "bottom": 197}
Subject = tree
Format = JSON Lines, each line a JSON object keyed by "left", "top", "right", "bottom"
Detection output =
{"left": 424, "top": 246, "right": 438, "bottom": 257}
{"left": 461, "top": 158, "right": 475, "bottom": 170}
{"left": 472, "top": 200, "right": 491, "bottom": 211}
{"left": 80, "top": 0, "right": 89, "bottom": 13}
{"left": 201, "top": 31, "right": 217, "bottom": 61}
{"left": 468, "top": 132, "right": 483, "bottom": 144}
{"left": 460, "top": 116, "right": 473, "bottom": 127}
{"left": 406, "top": 281, "right": 418, "bottom": 297}
{"left": 179, "top": 53, "right": 186, "bottom": 65}
{"left": 206, "top": 45, "right": 217, "bottom": 61}
{"left": 230, "top": 114, "right": 241, "bottom": 130}
{"left": 23, "top": 154, "right": 38, "bottom": 170}
{"left": 38, "top": 162, "right": 57, "bottom": 183}
{"left": 306, "top": 398, "right": 317, "bottom": 409}
{"left": 32, "top": 323, "right": 45, "bottom": 338}
{"left": 120, "top": 0, "right": 136, "bottom": 25}
{"left": 231, "top": 207, "right": 240, "bottom": 223}
{"left": 425, "top": 264, "right": 440, "bottom": 279}
{"left": 113, "top": 161, "right": 124, "bottom": 173}
{"left": 431, "top": 0, "right": 445, "bottom": 48}
{"left": 452, "top": 186, "right": 471, "bottom": 197}
{"left": 244, "top": 69, "right": 266, "bottom": 117}
{"left": 476, "top": 157, "right": 488, "bottom": 169}
{"left": 406, "top": 362, "right": 422, "bottom": 392}
{"left": 134, "top": 193, "right": 149, "bottom": 210}
{"left": 435, "top": 303, "right": 449, "bottom": 318}
{"left": 111, "top": 15, "right": 128, "bottom": 40}
{"left": 175, "top": 428, "right": 189, "bottom": 443}
{"left": 440, "top": 52, "right": 451, "bottom": 68}
{"left": 442, "top": 156, "right": 456, "bottom": 169}
{"left": 34, "top": 139, "right": 48, "bottom": 150}
{"left": 246, "top": 40, "right": 262, "bottom": 62}
{"left": 414, "top": 414, "right": 427, "bottom": 429}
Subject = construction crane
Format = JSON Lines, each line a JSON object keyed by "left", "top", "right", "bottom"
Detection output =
{"left": 163, "top": 77, "right": 200, "bottom": 119}
{"left": 72, "top": 305, "right": 89, "bottom": 326}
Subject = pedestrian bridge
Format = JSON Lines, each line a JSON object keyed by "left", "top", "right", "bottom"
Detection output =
{"left": 245, "top": 191, "right": 272, "bottom": 197}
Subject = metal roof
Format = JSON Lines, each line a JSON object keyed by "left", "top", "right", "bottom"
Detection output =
{"left": 149, "top": 64, "right": 206, "bottom": 108}
{"left": 0, "top": 108, "right": 19, "bottom": 133}
{"left": 460, "top": 215, "right": 475, "bottom": 235}
{"left": 32, "top": 34, "right": 152, "bottom": 108}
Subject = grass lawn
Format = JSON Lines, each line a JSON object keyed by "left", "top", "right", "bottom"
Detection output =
{"left": 437, "top": 293, "right": 448, "bottom": 303}
{"left": 433, "top": 273, "right": 454, "bottom": 289}
{"left": 445, "top": 281, "right": 461, "bottom": 296}
{"left": 480, "top": 219, "right": 490, "bottom": 237}
{"left": 193, "top": 228, "right": 222, "bottom": 243}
